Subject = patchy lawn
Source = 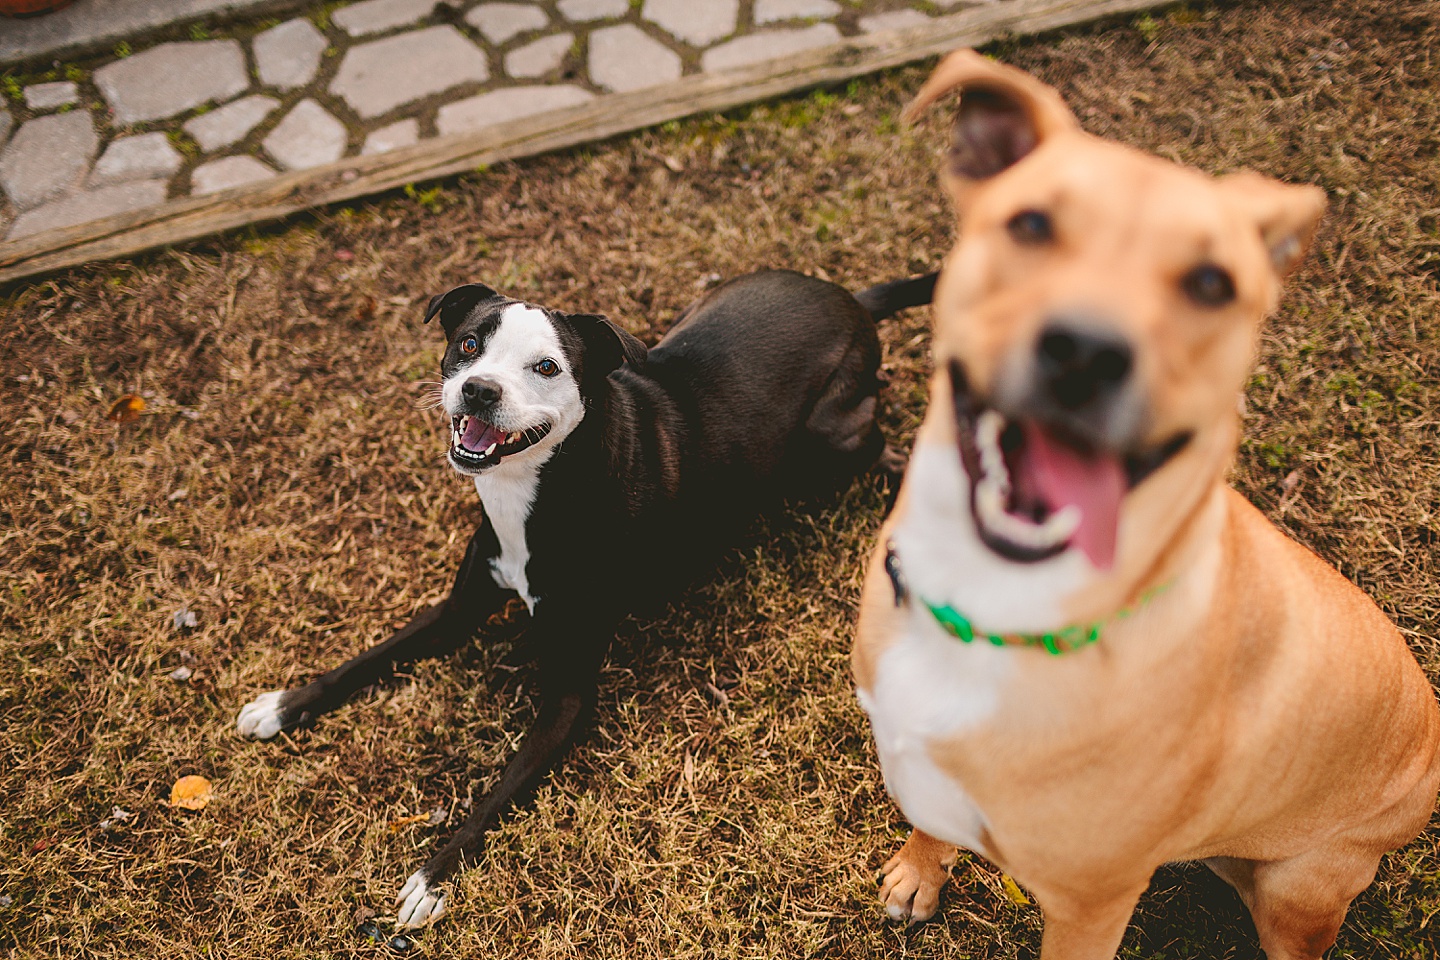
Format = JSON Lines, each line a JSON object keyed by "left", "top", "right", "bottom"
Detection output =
{"left": 2, "top": 0, "right": 1438, "bottom": 956}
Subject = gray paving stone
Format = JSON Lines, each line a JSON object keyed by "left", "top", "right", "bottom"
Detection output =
{"left": 94, "top": 41, "right": 248, "bottom": 125}
{"left": 333, "top": 0, "right": 440, "bottom": 37}
{"left": 0, "top": 112, "right": 98, "bottom": 210}
{"left": 89, "top": 133, "right": 181, "bottom": 186}
{"left": 331, "top": 26, "right": 490, "bottom": 120}
{"left": 700, "top": 23, "right": 841, "bottom": 72}
{"left": 437, "top": 84, "right": 594, "bottom": 136}
{"left": 466, "top": 2, "right": 549, "bottom": 44}
{"left": 253, "top": 18, "right": 329, "bottom": 91}
{"left": 753, "top": 0, "right": 841, "bottom": 23}
{"left": 24, "top": 81, "right": 79, "bottom": 110}
{"left": 7, "top": 179, "right": 167, "bottom": 240}
{"left": 557, "top": 0, "right": 628, "bottom": 22}
{"left": 505, "top": 32, "right": 573, "bottom": 78}
{"left": 263, "top": 100, "right": 348, "bottom": 171}
{"left": 191, "top": 155, "right": 277, "bottom": 195}
{"left": 589, "top": 25, "right": 681, "bottom": 93}
{"left": 184, "top": 95, "right": 279, "bottom": 152}
{"left": 362, "top": 118, "right": 420, "bottom": 155}
{"left": 643, "top": 0, "right": 737, "bottom": 46}
{"left": 859, "top": 9, "right": 931, "bottom": 32}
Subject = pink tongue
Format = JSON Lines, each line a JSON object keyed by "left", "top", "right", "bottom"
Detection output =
{"left": 1022, "top": 422, "right": 1127, "bottom": 569}
{"left": 460, "top": 418, "right": 505, "bottom": 454}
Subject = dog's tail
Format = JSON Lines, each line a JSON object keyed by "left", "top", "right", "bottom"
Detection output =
{"left": 854, "top": 272, "right": 938, "bottom": 322}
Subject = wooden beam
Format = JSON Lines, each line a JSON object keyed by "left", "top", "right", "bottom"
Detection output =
{"left": 0, "top": 0, "right": 1164, "bottom": 285}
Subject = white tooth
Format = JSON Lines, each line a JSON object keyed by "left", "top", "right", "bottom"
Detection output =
{"left": 975, "top": 410, "right": 1009, "bottom": 491}
{"left": 484, "top": 442, "right": 497, "bottom": 456}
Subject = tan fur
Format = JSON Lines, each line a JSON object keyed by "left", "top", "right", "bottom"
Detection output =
{"left": 854, "top": 51, "right": 1440, "bottom": 960}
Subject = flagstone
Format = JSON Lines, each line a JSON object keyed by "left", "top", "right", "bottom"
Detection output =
{"left": 94, "top": 40, "right": 248, "bottom": 125}
{"left": 253, "top": 19, "right": 329, "bottom": 91}
{"left": 0, "top": 112, "right": 98, "bottom": 210}
{"left": 331, "top": 26, "right": 490, "bottom": 119}
{"left": 184, "top": 95, "right": 279, "bottom": 152}
{"left": 589, "top": 25, "right": 682, "bottom": 93}
{"left": 90, "top": 133, "right": 182, "bottom": 186}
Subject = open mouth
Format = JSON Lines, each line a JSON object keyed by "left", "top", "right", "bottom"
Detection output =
{"left": 951, "top": 361, "right": 1189, "bottom": 569}
{"left": 449, "top": 415, "right": 552, "bottom": 470}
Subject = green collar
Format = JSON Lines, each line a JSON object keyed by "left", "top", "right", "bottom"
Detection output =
{"left": 885, "top": 541, "right": 1168, "bottom": 656}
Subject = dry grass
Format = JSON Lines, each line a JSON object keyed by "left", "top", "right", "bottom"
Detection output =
{"left": 3, "top": 0, "right": 1439, "bottom": 956}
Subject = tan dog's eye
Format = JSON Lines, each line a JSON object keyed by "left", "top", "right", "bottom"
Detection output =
{"left": 460, "top": 336, "right": 479, "bottom": 355}
{"left": 1006, "top": 209, "right": 1054, "bottom": 245}
{"left": 1182, "top": 265, "right": 1236, "bottom": 308}
{"left": 534, "top": 358, "right": 560, "bottom": 377}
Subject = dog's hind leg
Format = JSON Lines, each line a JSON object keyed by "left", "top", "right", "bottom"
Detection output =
{"left": 1239, "top": 848, "right": 1376, "bottom": 960}
{"left": 394, "top": 629, "right": 607, "bottom": 928}
{"left": 236, "top": 521, "right": 510, "bottom": 740}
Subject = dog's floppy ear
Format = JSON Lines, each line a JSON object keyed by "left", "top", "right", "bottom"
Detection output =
{"left": 423, "top": 283, "right": 503, "bottom": 339}
{"left": 1220, "top": 172, "right": 1327, "bottom": 280}
{"left": 904, "top": 50, "right": 1078, "bottom": 201}
{"left": 563, "top": 312, "right": 647, "bottom": 387}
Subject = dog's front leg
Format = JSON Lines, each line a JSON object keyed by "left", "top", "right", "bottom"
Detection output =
{"left": 394, "top": 615, "right": 607, "bottom": 928}
{"left": 237, "top": 521, "right": 509, "bottom": 739}
{"left": 879, "top": 828, "right": 959, "bottom": 923}
{"left": 1033, "top": 886, "right": 1146, "bottom": 960}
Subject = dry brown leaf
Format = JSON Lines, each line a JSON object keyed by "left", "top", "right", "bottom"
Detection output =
{"left": 169, "top": 775, "right": 213, "bottom": 810}
{"left": 387, "top": 814, "right": 428, "bottom": 833}
{"left": 105, "top": 395, "right": 145, "bottom": 423}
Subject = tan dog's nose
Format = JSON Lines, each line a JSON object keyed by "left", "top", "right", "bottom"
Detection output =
{"left": 1035, "top": 322, "right": 1133, "bottom": 413}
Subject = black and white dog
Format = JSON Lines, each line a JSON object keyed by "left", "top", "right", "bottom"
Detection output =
{"left": 236, "top": 269, "right": 936, "bottom": 928}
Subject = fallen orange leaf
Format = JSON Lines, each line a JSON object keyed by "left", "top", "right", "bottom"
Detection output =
{"left": 1000, "top": 873, "right": 1031, "bottom": 905}
{"left": 106, "top": 395, "right": 145, "bottom": 423}
{"left": 170, "top": 775, "right": 212, "bottom": 810}
{"left": 388, "top": 814, "right": 429, "bottom": 833}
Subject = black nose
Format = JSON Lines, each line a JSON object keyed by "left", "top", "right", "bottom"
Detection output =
{"left": 1035, "top": 322, "right": 1133, "bottom": 411}
{"left": 461, "top": 377, "right": 503, "bottom": 407}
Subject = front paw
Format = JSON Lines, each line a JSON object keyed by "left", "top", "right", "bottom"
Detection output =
{"left": 879, "top": 834, "right": 957, "bottom": 924}
{"left": 236, "top": 690, "right": 301, "bottom": 740}
{"left": 395, "top": 870, "right": 448, "bottom": 929}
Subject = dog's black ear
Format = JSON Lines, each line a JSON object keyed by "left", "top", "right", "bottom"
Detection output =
{"left": 563, "top": 313, "right": 647, "bottom": 386}
{"left": 423, "top": 283, "right": 503, "bottom": 338}
{"left": 904, "top": 50, "right": 1078, "bottom": 194}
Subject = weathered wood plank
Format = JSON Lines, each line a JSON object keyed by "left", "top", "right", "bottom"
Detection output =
{"left": 0, "top": 0, "right": 1164, "bottom": 285}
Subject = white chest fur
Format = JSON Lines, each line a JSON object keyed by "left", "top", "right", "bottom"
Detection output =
{"left": 858, "top": 607, "right": 1013, "bottom": 853}
{"left": 473, "top": 461, "right": 543, "bottom": 611}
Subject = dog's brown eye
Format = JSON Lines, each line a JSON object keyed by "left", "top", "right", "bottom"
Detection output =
{"left": 1007, "top": 209, "right": 1054, "bottom": 245}
{"left": 534, "top": 358, "right": 560, "bottom": 377}
{"left": 1182, "top": 265, "right": 1236, "bottom": 307}
{"left": 459, "top": 336, "right": 478, "bottom": 355}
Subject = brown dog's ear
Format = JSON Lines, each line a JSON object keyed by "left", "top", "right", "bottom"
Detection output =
{"left": 904, "top": 50, "right": 1078, "bottom": 190}
{"left": 1220, "top": 173, "right": 1327, "bottom": 279}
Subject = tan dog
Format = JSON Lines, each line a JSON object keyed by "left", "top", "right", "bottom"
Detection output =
{"left": 852, "top": 51, "right": 1440, "bottom": 960}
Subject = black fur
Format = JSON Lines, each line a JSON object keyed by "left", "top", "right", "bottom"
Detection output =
{"left": 247, "top": 269, "right": 935, "bottom": 900}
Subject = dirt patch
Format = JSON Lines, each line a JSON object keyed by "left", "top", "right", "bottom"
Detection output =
{"left": 2, "top": 0, "right": 1438, "bottom": 957}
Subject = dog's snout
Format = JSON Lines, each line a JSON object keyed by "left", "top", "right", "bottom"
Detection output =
{"left": 461, "top": 377, "right": 503, "bottom": 407}
{"left": 1035, "top": 322, "right": 1133, "bottom": 411}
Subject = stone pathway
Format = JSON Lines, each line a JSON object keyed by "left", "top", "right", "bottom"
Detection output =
{"left": 0, "top": 0, "right": 1017, "bottom": 244}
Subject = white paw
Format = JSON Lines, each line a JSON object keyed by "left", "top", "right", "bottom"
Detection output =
{"left": 236, "top": 690, "right": 289, "bottom": 740}
{"left": 395, "top": 870, "right": 447, "bottom": 929}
